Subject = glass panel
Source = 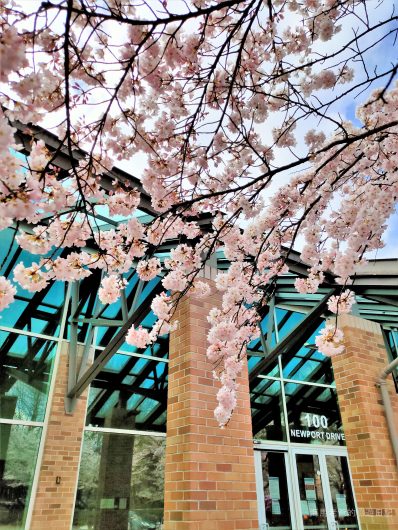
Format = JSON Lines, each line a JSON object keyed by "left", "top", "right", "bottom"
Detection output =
{"left": 248, "top": 354, "right": 279, "bottom": 378}
{"left": 260, "top": 451, "right": 292, "bottom": 529}
{"left": 326, "top": 455, "right": 359, "bottom": 529}
{"left": 285, "top": 383, "right": 345, "bottom": 445}
{"left": 282, "top": 323, "right": 335, "bottom": 385}
{"left": 295, "top": 454, "right": 328, "bottom": 529}
{"left": 0, "top": 332, "right": 56, "bottom": 422}
{"left": 0, "top": 424, "right": 41, "bottom": 529}
{"left": 73, "top": 431, "right": 165, "bottom": 530}
{"left": 248, "top": 313, "right": 279, "bottom": 378}
{"left": 384, "top": 329, "right": 398, "bottom": 391}
{"left": 0, "top": 227, "right": 65, "bottom": 334}
{"left": 252, "top": 379, "right": 286, "bottom": 441}
{"left": 85, "top": 354, "right": 168, "bottom": 432}
{"left": 275, "top": 308, "right": 305, "bottom": 343}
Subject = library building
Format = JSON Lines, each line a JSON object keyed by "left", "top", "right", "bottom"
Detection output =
{"left": 1, "top": 124, "right": 398, "bottom": 530}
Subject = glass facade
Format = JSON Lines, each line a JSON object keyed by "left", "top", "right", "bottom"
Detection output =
{"left": 1, "top": 134, "right": 397, "bottom": 530}
{"left": 86, "top": 350, "right": 168, "bottom": 433}
{"left": 0, "top": 425, "right": 41, "bottom": 530}
{"left": 1, "top": 222, "right": 170, "bottom": 529}
{"left": 0, "top": 328, "right": 59, "bottom": 528}
{"left": 73, "top": 431, "right": 165, "bottom": 530}
{"left": 0, "top": 332, "right": 57, "bottom": 422}
{"left": 259, "top": 451, "right": 292, "bottom": 528}
{"left": 251, "top": 316, "right": 345, "bottom": 446}
{"left": 0, "top": 225, "right": 67, "bottom": 529}
{"left": 295, "top": 454, "right": 328, "bottom": 529}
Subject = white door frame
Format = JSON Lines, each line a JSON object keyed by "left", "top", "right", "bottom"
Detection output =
{"left": 255, "top": 443, "right": 361, "bottom": 530}
{"left": 254, "top": 445, "right": 297, "bottom": 530}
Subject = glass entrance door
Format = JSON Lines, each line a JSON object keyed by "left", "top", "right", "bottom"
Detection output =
{"left": 324, "top": 455, "right": 360, "bottom": 529}
{"left": 294, "top": 453, "right": 328, "bottom": 529}
{"left": 255, "top": 450, "right": 294, "bottom": 530}
{"left": 255, "top": 447, "right": 360, "bottom": 530}
{"left": 292, "top": 449, "right": 360, "bottom": 530}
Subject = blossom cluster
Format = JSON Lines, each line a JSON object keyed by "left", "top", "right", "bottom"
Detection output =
{"left": 0, "top": 277, "right": 16, "bottom": 311}
{"left": 327, "top": 290, "right": 356, "bottom": 315}
{"left": 98, "top": 275, "right": 128, "bottom": 304}
{"left": 0, "top": 0, "right": 396, "bottom": 425}
{"left": 315, "top": 325, "right": 345, "bottom": 357}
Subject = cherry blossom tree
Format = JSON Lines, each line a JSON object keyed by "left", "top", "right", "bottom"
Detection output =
{"left": 0, "top": 0, "right": 397, "bottom": 424}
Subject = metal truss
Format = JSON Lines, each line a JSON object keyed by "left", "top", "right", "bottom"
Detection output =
{"left": 249, "top": 290, "right": 336, "bottom": 384}
{"left": 64, "top": 273, "right": 164, "bottom": 413}
{"left": 4, "top": 121, "right": 398, "bottom": 426}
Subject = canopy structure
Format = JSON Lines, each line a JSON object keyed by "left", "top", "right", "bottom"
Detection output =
{"left": 1, "top": 121, "right": 397, "bottom": 433}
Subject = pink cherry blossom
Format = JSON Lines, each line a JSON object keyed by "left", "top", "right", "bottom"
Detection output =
{"left": 14, "top": 262, "right": 48, "bottom": 292}
{"left": 315, "top": 325, "right": 345, "bottom": 357}
{"left": 136, "top": 258, "right": 161, "bottom": 281}
{"left": 0, "top": 276, "right": 16, "bottom": 311}
{"left": 191, "top": 280, "right": 211, "bottom": 298}
{"left": 162, "top": 270, "right": 188, "bottom": 292}
{"left": 108, "top": 188, "right": 140, "bottom": 217}
{"left": 151, "top": 293, "right": 172, "bottom": 321}
{"left": 0, "top": 25, "right": 28, "bottom": 81}
{"left": 98, "top": 275, "right": 127, "bottom": 304}
{"left": 327, "top": 290, "right": 356, "bottom": 314}
{"left": 16, "top": 228, "right": 52, "bottom": 255}
{"left": 126, "top": 326, "right": 151, "bottom": 349}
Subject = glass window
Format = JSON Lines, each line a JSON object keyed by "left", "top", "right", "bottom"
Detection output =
{"left": 295, "top": 454, "right": 328, "bottom": 529}
{"left": 325, "top": 455, "right": 359, "bottom": 529}
{"left": 384, "top": 329, "right": 398, "bottom": 392}
{"left": 259, "top": 451, "right": 292, "bottom": 528}
{"left": 0, "top": 331, "right": 56, "bottom": 422}
{"left": 281, "top": 323, "right": 335, "bottom": 386}
{"left": 73, "top": 431, "right": 165, "bottom": 530}
{"left": 285, "top": 383, "right": 345, "bottom": 445}
{"left": 274, "top": 308, "right": 305, "bottom": 343}
{"left": 0, "top": 424, "right": 41, "bottom": 529}
{"left": 252, "top": 379, "right": 286, "bottom": 441}
{"left": 248, "top": 354, "right": 279, "bottom": 378}
{"left": 86, "top": 353, "right": 168, "bottom": 432}
{"left": 0, "top": 227, "right": 65, "bottom": 335}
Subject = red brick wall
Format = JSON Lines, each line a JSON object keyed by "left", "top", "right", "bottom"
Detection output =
{"left": 164, "top": 280, "right": 259, "bottom": 530}
{"left": 29, "top": 341, "right": 88, "bottom": 530}
{"left": 332, "top": 315, "right": 398, "bottom": 530}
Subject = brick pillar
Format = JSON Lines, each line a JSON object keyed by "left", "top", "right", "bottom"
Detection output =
{"left": 331, "top": 314, "right": 398, "bottom": 530}
{"left": 164, "top": 279, "right": 259, "bottom": 530}
{"left": 29, "top": 341, "right": 88, "bottom": 530}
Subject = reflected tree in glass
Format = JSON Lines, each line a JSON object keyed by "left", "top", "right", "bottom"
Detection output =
{"left": 0, "top": 425, "right": 41, "bottom": 530}
{"left": 73, "top": 431, "right": 165, "bottom": 530}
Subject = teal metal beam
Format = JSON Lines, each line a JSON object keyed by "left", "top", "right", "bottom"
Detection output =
{"left": 249, "top": 290, "right": 335, "bottom": 384}
{"left": 66, "top": 281, "right": 164, "bottom": 401}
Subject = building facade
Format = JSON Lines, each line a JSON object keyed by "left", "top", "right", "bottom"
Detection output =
{"left": 1, "top": 127, "right": 398, "bottom": 530}
{"left": 1, "top": 239, "right": 398, "bottom": 530}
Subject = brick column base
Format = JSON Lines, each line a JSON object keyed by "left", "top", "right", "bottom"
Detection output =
{"left": 164, "top": 281, "right": 259, "bottom": 530}
{"left": 29, "top": 341, "right": 88, "bottom": 530}
{"left": 332, "top": 315, "right": 398, "bottom": 530}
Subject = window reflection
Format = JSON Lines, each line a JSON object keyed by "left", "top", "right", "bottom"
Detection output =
{"left": 260, "top": 451, "right": 292, "bottom": 528}
{"left": 251, "top": 379, "right": 286, "bottom": 441}
{"left": 326, "top": 455, "right": 359, "bottom": 528}
{"left": 73, "top": 431, "right": 165, "bottom": 530}
{"left": 86, "top": 353, "right": 168, "bottom": 432}
{"left": 282, "top": 344, "right": 335, "bottom": 385}
{"left": 285, "top": 384, "right": 344, "bottom": 445}
{"left": 0, "top": 332, "right": 56, "bottom": 422}
{"left": 295, "top": 454, "right": 328, "bottom": 529}
{"left": 0, "top": 424, "right": 41, "bottom": 529}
